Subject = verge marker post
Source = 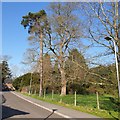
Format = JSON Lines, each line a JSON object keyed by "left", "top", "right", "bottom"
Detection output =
{"left": 74, "top": 91, "right": 77, "bottom": 106}
{"left": 96, "top": 91, "right": 100, "bottom": 109}
{"left": 44, "top": 89, "right": 46, "bottom": 99}
{"left": 52, "top": 90, "right": 54, "bottom": 100}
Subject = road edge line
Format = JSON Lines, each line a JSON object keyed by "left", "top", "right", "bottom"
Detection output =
{"left": 11, "top": 91, "right": 71, "bottom": 119}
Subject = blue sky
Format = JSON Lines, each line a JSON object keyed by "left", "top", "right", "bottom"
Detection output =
{"left": 0, "top": 2, "right": 2, "bottom": 56}
{"left": 2, "top": 2, "right": 50, "bottom": 76}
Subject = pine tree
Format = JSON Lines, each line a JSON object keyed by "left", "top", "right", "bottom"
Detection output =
{"left": 1, "top": 61, "right": 12, "bottom": 83}
{"left": 21, "top": 10, "right": 50, "bottom": 96}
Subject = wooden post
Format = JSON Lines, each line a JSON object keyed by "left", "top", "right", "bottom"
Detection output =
{"left": 29, "top": 73, "right": 32, "bottom": 95}
{"left": 52, "top": 90, "right": 54, "bottom": 100}
{"left": 44, "top": 89, "right": 46, "bottom": 99}
{"left": 60, "top": 98, "right": 62, "bottom": 103}
{"left": 34, "top": 89, "right": 36, "bottom": 95}
{"left": 31, "top": 88, "right": 33, "bottom": 94}
{"left": 74, "top": 91, "right": 77, "bottom": 106}
{"left": 96, "top": 92, "right": 100, "bottom": 109}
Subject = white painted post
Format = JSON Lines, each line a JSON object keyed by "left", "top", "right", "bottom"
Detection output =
{"left": 29, "top": 73, "right": 32, "bottom": 95}
{"left": 96, "top": 92, "right": 100, "bottom": 109}
{"left": 52, "top": 90, "right": 54, "bottom": 100}
{"left": 60, "top": 98, "right": 62, "bottom": 103}
{"left": 44, "top": 89, "right": 46, "bottom": 99}
{"left": 74, "top": 91, "right": 77, "bottom": 106}
{"left": 34, "top": 89, "right": 36, "bottom": 95}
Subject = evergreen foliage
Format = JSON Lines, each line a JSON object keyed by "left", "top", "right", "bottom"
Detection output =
{"left": 0, "top": 60, "right": 12, "bottom": 84}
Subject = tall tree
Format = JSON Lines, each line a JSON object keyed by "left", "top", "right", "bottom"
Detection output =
{"left": 21, "top": 10, "right": 49, "bottom": 96}
{"left": 45, "top": 3, "right": 82, "bottom": 95}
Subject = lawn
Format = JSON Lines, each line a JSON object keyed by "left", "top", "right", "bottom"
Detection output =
{"left": 22, "top": 92, "right": 119, "bottom": 119}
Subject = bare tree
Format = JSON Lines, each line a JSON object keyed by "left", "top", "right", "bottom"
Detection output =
{"left": 45, "top": 3, "right": 82, "bottom": 95}
{"left": 80, "top": 2, "right": 119, "bottom": 64}
{"left": 80, "top": 2, "right": 120, "bottom": 103}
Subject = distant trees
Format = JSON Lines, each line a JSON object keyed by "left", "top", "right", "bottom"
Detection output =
{"left": 14, "top": 48, "right": 118, "bottom": 95}
{"left": 86, "top": 64, "right": 117, "bottom": 95}
{"left": 0, "top": 60, "right": 12, "bottom": 84}
{"left": 13, "top": 59, "right": 117, "bottom": 95}
{"left": 65, "top": 49, "right": 88, "bottom": 94}
{"left": 13, "top": 73, "right": 39, "bottom": 92}
{"left": 43, "top": 53, "right": 52, "bottom": 90}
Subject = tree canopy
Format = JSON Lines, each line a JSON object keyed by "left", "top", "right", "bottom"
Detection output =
{"left": 0, "top": 60, "right": 12, "bottom": 84}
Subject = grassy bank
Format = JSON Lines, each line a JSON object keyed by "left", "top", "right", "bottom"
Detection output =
{"left": 22, "top": 92, "right": 119, "bottom": 119}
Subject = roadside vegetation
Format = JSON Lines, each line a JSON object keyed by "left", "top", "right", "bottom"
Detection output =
{"left": 22, "top": 92, "right": 118, "bottom": 119}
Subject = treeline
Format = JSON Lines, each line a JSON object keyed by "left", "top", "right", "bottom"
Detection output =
{"left": 13, "top": 49, "right": 117, "bottom": 96}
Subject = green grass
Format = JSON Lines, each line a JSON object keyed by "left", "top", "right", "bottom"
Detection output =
{"left": 22, "top": 92, "right": 119, "bottom": 119}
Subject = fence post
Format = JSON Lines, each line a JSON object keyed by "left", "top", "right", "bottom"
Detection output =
{"left": 29, "top": 73, "right": 32, "bottom": 95}
{"left": 60, "top": 98, "right": 62, "bottom": 103}
{"left": 34, "top": 89, "right": 36, "bottom": 95}
{"left": 96, "top": 91, "right": 100, "bottom": 109}
{"left": 52, "top": 90, "right": 54, "bottom": 100}
{"left": 44, "top": 89, "right": 46, "bottom": 99}
{"left": 74, "top": 91, "right": 77, "bottom": 106}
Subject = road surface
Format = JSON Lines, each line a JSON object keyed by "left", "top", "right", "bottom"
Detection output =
{"left": 2, "top": 91, "right": 102, "bottom": 120}
{"left": 2, "top": 91, "right": 63, "bottom": 119}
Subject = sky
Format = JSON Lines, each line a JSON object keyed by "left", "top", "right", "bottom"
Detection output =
{"left": 0, "top": 2, "right": 2, "bottom": 57}
{"left": 2, "top": 2, "right": 50, "bottom": 76}
{"left": 1, "top": 0, "right": 118, "bottom": 2}
{"left": 2, "top": 1, "right": 115, "bottom": 77}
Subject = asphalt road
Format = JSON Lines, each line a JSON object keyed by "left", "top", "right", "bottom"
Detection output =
{"left": 2, "top": 91, "right": 63, "bottom": 119}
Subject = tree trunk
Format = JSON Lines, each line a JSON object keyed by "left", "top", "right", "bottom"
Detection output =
{"left": 117, "top": 44, "right": 120, "bottom": 119}
{"left": 60, "top": 67, "right": 66, "bottom": 96}
{"left": 118, "top": 43, "right": 120, "bottom": 98}
{"left": 39, "top": 33, "right": 43, "bottom": 96}
{"left": 115, "top": 1, "right": 120, "bottom": 100}
{"left": 59, "top": 42, "right": 66, "bottom": 96}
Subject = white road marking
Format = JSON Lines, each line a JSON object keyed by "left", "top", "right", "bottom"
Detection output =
{"left": 11, "top": 91, "right": 71, "bottom": 119}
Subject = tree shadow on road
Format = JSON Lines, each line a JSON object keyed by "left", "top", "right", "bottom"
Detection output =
{"left": 2, "top": 105, "right": 29, "bottom": 119}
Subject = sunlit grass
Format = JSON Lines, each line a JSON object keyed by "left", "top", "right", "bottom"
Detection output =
{"left": 22, "top": 92, "right": 119, "bottom": 119}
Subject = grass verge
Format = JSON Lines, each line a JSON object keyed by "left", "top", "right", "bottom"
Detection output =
{"left": 21, "top": 92, "right": 119, "bottom": 119}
